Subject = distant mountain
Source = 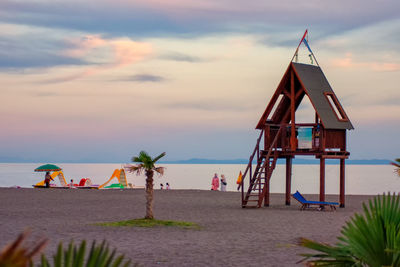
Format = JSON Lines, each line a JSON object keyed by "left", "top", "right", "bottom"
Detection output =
{"left": 0, "top": 156, "right": 391, "bottom": 165}
{"left": 161, "top": 158, "right": 391, "bottom": 165}
{"left": 161, "top": 158, "right": 248, "bottom": 164}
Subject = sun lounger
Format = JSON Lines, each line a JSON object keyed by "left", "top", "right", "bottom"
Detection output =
{"left": 292, "top": 191, "right": 339, "bottom": 211}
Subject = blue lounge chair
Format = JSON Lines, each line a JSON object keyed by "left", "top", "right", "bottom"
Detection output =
{"left": 292, "top": 191, "right": 339, "bottom": 211}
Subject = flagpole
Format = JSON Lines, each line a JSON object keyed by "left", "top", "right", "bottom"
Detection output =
{"left": 291, "top": 29, "right": 308, "bottom": 62}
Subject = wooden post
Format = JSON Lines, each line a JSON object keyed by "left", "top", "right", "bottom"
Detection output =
{"left": 340, "top": 158, "right": 345, "bottom": 207}
{"left": 290, "top": 69, "right": 296, "bottom": 151}
{"left": 285, "top": 157, "right": 292, "bottom": 205}
{"left": 265, "top": 163, "right": 270, "bottom": 207}
{"left": 320, "top": 158, "right": 325, "bottom": 202}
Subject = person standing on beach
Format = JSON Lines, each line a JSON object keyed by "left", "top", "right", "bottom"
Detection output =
{"left": 160, "top": 183, "right": 164, "bottom": 190}
{"left": 220, "top": 174, "right": 227, "bottom": 192}
{"left": 211, "top": 173, "right": 219, "bottom": 190}
{"left": 166, "top": 183, "right": 170, "bottom": 190}
{"left": 44, "top": 172, "right": 51, "bottom": 188}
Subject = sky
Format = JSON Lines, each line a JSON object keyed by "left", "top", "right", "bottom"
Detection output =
{"left": 0, "top": 0, "right": 399, "bottom": 162}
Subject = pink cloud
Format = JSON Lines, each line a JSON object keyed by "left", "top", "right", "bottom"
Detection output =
{"left": 51, "top": 35, "right": 152, "bottom": 83}
{"left": 111, "top": 39, "right": 152, "bottom": 67}
{"left": 331, "top": 53, "right": 400, "bottom": 72}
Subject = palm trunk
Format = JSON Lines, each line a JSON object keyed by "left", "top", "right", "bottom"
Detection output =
{"left": 145, "top": 170, "right": 154, "bottom": 219}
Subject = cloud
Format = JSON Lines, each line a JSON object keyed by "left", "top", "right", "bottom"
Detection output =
{"left": 0, "top": 52, "right": 84, "bottom": 69}
{"left": 331, "top": 53, "right": 400, "bottom": 72}
{"left": 160, "top": 52, "right": 204, "bottom": 62}
{"left": 32, "top": 91, "right": 60, "bottom": 97}
{"left": 0, "top": 30, "right": 85, "bottom": 69}
{"left": 38, "top": 35, "right": 153, "bottom": 83}
{"left": 118, "top": 74, "right": 167, "bottom": 82}
{"left": 1, "top": 0, "right": 399, "bottom": 39}
{"left": 65, "top": 35, "right": 152, "bottom": 67}
{"left": 164, "top": 100, "right": 254, "bottom": 112}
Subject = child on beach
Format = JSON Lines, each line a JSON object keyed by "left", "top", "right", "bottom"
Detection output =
{"left": 166, "top": 183, "right": 170, "bottom": 190}
{"left": 211, "top": 173, "right": 219, "bottom": 190}
{"left": 220, "top": 174, "right": 227, "bottom": 191}
{"left": 160, "top": 183, "right": 164, "bottom": 189}
{"left": 69, "top": 179, "right": 74, "bottom": 188}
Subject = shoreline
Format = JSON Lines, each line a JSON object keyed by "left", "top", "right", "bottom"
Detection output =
{"left": 0, "top": 188, "right": 376, "bottom": 266}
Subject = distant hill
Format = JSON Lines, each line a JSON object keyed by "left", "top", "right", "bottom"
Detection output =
{"left": 0, "top": 157, "right": 391, "bottom": 165}
{"left": 161, "top": 158, "right": 391, "bottom": 165}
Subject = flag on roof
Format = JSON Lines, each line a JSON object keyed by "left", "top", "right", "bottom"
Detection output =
{"left": 303, "top": 38, "right": 313, "bottom": 53}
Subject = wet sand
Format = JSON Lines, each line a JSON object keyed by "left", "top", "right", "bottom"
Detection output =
{"left": 0, "top": 188, "right": 372, "bottom": 266}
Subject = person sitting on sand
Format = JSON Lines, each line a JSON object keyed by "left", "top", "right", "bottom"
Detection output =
{"left": 44, "top": 172, "right": 52, "bottom": 188}
{"left": 211, "top": 173, "right": 219, "bottom": 190}
{"left": 220, "top": 174, "right": 227, "bottom": 192}
{"left": 166, "top": 183, "right": 170, "bottom": 190}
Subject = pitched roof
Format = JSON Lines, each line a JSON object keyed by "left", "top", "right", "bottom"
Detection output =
{"left": 292, "top": 62, "right": 353, "bottom": 130}
{"left": 256, "top": 62, "right": 354, "bottom": 130}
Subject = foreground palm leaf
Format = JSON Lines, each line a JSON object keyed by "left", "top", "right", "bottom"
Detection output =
{"left": 299, "top": 192, "right": 400, "bottom": 266}
{"left": 125, "top": 151, "right": 166, "bottom": 219}
{"left": 40, "top": 240, "right": 131, "bottom": 267}
{"left": 0, "top": 231, "right": 47, "bottom": 267}
{"left": 1, "top": 233, "right": 131, "bottom": 267}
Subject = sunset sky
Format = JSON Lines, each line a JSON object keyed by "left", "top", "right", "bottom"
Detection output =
{"left": 1, "top": 0, "right": 399, "bottom": 162}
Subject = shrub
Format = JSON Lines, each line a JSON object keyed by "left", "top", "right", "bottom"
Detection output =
{"left": 299, "top": 192, "right": 400, "bottom": 266}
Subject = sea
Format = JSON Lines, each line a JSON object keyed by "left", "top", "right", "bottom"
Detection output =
{"left": 0, "top": 163, "right": 398, "bottom": 195}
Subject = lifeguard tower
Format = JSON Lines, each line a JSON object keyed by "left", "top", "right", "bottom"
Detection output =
{"left": 240, "top": 31, "right": 354, "bottom": 208}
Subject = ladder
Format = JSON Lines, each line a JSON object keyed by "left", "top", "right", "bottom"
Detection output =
{"left": 241, "top": 126, "right": 283, "bottom": 208}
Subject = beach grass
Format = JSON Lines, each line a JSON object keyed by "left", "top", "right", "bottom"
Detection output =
{"left": 95, "top": 218, "right": 201, "bottom": 229}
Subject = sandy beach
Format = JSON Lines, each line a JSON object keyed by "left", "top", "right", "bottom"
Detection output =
{"left": 0, "top": 188, "right": 373, "bottom": 266}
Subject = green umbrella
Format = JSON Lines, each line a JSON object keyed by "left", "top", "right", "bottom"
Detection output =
{"left": 34, "top": 164, "right": 62, "bottom": 172}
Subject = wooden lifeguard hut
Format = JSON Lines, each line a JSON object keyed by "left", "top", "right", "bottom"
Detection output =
{"left": 240, "top": 31, "right": 354, "bottom": 208}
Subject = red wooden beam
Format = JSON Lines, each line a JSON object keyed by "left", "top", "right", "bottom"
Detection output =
{"left": 340, "top": 158, "right": 345, "bottom": 207}
{"left": 256, "top": 64, "right": 292, "bottom": 129}
{"left": 320, "top": 158, "right": 325, "bottom": 202}
{"left": 290, "top": 68, "right": 296, "bottom": 151}
{"left": 285, "top": 157, "right": 292, "bottom": 205}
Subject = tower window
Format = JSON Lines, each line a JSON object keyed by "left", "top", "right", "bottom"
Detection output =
{"left": 324, "top": 93, "right": 348, "bottom": 121}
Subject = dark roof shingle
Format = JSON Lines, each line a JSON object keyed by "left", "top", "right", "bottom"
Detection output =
{"left": 292, "top": 62, "right": 354, "bottom": 130}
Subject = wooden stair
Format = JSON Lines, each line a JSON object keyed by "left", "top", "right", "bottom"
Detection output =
{"left": 241, "top": 126, "right": 283, "bottom": 208}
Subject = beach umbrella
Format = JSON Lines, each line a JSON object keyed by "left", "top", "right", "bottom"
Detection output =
{"left": 34, "top": 164, "right": 62, "bottom": 172}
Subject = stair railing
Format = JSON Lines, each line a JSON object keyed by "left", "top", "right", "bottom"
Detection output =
{"left": 238, "top": 129, "right": 264, "bottom": 204}
{"left": 240, "top": 126, "right": 283, "bottom": 207}
{"left": 257, "top": 127, "right": 283, "bottom": 206}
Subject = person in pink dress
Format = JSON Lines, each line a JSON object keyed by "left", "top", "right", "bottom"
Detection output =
{"left": 211, "top": 173, "right": 219, "bottom": 190}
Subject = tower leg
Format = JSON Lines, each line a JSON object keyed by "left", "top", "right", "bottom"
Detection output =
{"left": 285, "top": 157, "right": 292, "bottom": 205}
{"left": 340, "top": 158, "right": 345, "bottom": 208}
{"left": 320, "top": 158, "right": 325, "bottom": 202}
{"left": 264, "top": 163, "right": 270, "bottom": 207}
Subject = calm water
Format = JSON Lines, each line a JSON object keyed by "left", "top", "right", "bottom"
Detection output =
{"left": 0, "top": 163, "right": 398, "bottom": 195}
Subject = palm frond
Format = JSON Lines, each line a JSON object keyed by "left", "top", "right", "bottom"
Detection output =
{"left": 139, "top": 151, "right": 152, "bottom": 162}
{"left": 131, "top": 156, "right": 141, "bottom": 163}
{"left": 390, "top": 158, "right": 400, "bottom": 176}
{"left": 299, "top": 192, "right": 400, "bottom": 266}
{"left": 124, "top": 164, "right": 144, "bottom": 176}
{"left": 45, "top": 240, "right": 131, "bottom": 266}
{"left": 390, "top": 162, "right": 400, "bottom": 168}
{"left": 0, "top": 231, "right": 47, "bottom": 267}
{"left": 130, "top": 151, "right": 166, "bottom": 171}
{"left": 153, "top": 152, "right": 166, "bottom": 163}
{"left": 154, "top": 167, "right": 165, "bottom": 176}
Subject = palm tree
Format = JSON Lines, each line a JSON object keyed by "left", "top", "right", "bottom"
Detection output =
{"left": 390, "top": 158, "right": 400, "bottom": 176}
{"left": 125, "top": 151, "right": 166, "bottom": 219}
